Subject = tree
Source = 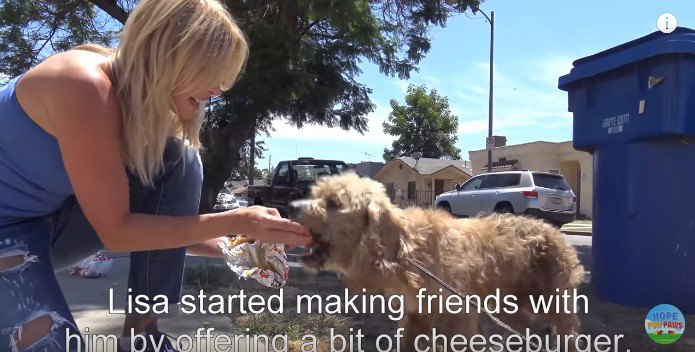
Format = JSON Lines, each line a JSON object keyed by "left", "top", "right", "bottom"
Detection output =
{"left": 263, "top": 167, "right": 276, "bottom": 185}
{"left": 227, "top": 139, "right": 264, "bottom": 181}
{"left": 0, "top": 0, "right": 118, "bottom": 82}
{"left": 382, "top": 84, "right": 461, "bottom": 161}
{"left": 1, "top": 0, "right": 482, "bottom": 212}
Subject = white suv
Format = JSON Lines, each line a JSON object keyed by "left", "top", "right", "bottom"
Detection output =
{"left": 213, "top": 187, "right": 240, "bottom": 212}
{"left": 434, "top": 171, "right": 577, "bottom": 227}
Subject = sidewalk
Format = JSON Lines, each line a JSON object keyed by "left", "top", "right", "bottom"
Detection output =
{"left": 561, "top": 219, "right": 592, "bottom": 236}
{"left": 57, "top": 255, "right": 260, "bottom": 352}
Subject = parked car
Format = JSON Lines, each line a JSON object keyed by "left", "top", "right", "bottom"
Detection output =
{"left": 247, "top": 157, "right": 349, "bottom": 217}
{"left": 433, "top": 170, "right": 577, "bottom": 227}
{"left": 213, "top": 187, "right": 240, "bottom": 212}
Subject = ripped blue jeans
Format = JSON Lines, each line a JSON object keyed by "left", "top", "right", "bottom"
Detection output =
{"left": 0, "top": 138, "right": 203, "bottom": 352}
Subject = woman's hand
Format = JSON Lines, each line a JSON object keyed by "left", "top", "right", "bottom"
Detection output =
{"left": 238, "top": 206, "right": 311, "bottom": 248}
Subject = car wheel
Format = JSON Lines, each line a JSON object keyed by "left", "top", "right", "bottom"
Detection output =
{"left": 437, "top": 202, "right": 452, "bottom": 213}
{"left": 494, "top": 203, "right": 514, "bottom": 214}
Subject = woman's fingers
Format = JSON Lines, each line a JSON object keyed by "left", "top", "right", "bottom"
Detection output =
{"left": 264, "top": 217, "right": 311, "bottom": 246}
{"left": 242, "top": 206, "right": 312, "bottom": 246}
{"left": 266, "top": 216, "right": 307, "bottom": 234}
{"left": 265, "top": 207, "right": 281, "bottom": 218}
{"left": 256, "top": 228, "right": 308, "bottom": 247}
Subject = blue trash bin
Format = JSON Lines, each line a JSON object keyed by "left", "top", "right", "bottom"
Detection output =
{"left": 559, "top": 28, "right": 695, "bottom": 314}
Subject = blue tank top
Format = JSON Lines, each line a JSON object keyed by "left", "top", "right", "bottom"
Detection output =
{"left": 0, "top": 75, "right": 73, "bottom": 226}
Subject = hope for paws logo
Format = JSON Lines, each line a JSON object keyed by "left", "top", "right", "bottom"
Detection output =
{"left": 645, "top": 304, "right": 685, "bottom": 344}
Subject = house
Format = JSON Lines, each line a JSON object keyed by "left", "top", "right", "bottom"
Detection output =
{"left": 373, "top": 157, "right": 472, "bottom": 208}
{"left": 469, "top": 141, "right": 593, "bottom": 219}
{"left": 348, "top": 161, "right": 385, "bottom": 178}
{"left": 223, "top": 179, "right": 267, "bottom": 199}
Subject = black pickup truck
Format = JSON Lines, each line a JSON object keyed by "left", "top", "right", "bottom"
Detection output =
{"left": 247, "top": 158, "right": 349, "bottom": 217}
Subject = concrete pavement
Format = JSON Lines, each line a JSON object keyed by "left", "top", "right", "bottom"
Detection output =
{"left": 58, "top": 255, "right": 253, "bottom": 352}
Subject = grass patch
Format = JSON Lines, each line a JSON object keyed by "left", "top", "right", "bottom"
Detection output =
{"left": 234, "top": 313, "right": 351, "bottom": 341}
{"left": 183, "top": 263, "right": 240, "bottom": 292}
{"left": 233, "top": 313, "right": 352, "bottom": 351}
{"left": 648, "top": 333, "right": 682, "bottom": 344}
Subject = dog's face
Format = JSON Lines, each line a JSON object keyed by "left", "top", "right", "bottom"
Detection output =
{"left": 290, "top": 173, "right": 404, "bottom": 274}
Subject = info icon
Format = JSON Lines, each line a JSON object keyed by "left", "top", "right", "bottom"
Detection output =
{"left": 645, "top": 304, "right": 685, "bottom": 344}
{"left": 657, "top": 13, "right": 678, "bottom": 34}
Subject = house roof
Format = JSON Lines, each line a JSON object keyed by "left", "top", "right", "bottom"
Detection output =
{"left": 348, "top": 161, "right": 385, "bottom": 178}
{"left": 470, "top": 140, "right": 573, "bottom": 153}
{"left": 379, "top": 156, "right": 472, "bottom": 177}
{"left": 481, "top": 159, "right": 519, "bottom": 170}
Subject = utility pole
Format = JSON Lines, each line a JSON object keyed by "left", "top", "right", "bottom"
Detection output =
{"left": 488, "top": 11, "right": 494, "bottom": 173}
{"left": 447, "top": 2, "right": 495, "bottom": 173}
{"left": 479, "top": 9, "right": 495, "bottom": 173}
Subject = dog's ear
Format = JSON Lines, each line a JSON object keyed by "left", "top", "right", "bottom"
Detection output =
{"left": 363, "top": 198, "right": 406, "bottom": 273}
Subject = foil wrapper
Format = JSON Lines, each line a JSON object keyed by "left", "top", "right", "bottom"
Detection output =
{"left": 218, "top": 237, "right": 289, "bottom": 288}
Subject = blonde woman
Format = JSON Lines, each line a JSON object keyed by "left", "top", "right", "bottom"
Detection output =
{"left": 0, "top": 0, "right": 309, "bottom": 351}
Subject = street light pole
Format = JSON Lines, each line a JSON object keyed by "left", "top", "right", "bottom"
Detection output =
{"left": 477, "top": 9, "right": 494, "bottom": 174}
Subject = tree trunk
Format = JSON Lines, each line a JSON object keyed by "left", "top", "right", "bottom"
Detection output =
{"left": 88, "top": 0, "right": 129, "bottom": 24}
{"left": 247, "top": 119, "right": 257, "bottom": 186}
{"left": 198, "top": 119, "right": 256, "bottom": 214}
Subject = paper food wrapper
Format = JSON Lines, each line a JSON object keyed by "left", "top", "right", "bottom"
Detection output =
{"left": 218, "top": 237, "right": 289, "bottom": 288}
{"left": 70, "top": 251, "right": 113, "bottom": 278}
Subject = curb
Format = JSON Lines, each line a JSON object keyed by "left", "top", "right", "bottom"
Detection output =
{"left": 562, "top": 230, "right": 592, "bottom": 237}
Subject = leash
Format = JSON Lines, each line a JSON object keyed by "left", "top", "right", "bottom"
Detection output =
{"left": 404, "top": 256, "right": 547, "bottom": 352}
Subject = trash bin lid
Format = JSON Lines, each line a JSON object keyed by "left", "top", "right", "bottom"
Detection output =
{"left": 559, "top": 27, "right": 695, "bottom": 90}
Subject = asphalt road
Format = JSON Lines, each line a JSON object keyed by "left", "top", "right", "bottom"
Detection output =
{"left": 564, "top": 233, "right": 592, "bottom": 281}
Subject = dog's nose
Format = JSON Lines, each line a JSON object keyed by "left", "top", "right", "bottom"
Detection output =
{"left": 289, "top": 199, "right": 311, "bottom": 222}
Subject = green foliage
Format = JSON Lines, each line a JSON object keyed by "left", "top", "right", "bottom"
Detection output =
{"left": 227, "top": 138, "right": 266, "bottom": 181}
{"left": 221, "top": 0, "right": 481, "bottom": 135}
{"left": 264, "top": 167, "right": 276, "bottom": 185}
{"left": 382, "top": 84, "right": 461, "bottom": 161}
{"left": 0, "top": 0, "right": 115, "bottom": 80}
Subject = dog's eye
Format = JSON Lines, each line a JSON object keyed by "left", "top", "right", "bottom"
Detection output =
{"left": 326, "top": 198, "right": 341, "bottom": 210}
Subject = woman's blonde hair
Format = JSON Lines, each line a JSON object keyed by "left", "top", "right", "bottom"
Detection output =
{"left": 76, "top": 0, "right": 248, "bottom": 186}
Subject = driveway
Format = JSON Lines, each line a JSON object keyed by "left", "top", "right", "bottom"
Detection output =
{"left": 565, "top": 233, "right": 592, "bottom": 279}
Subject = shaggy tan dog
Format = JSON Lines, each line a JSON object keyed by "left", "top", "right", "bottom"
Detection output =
{"left": 291, "top": 173, "right": 584, "bottom": 351}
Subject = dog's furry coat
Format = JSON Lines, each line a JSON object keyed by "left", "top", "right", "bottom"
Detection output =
{"left": 296, "top": 173, "right": 584, "bottom": 350}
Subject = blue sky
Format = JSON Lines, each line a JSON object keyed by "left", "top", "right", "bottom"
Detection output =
{"left": 256, "top": 0, "right": 695, "bottom": 168}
